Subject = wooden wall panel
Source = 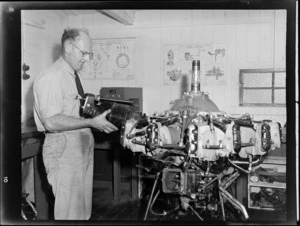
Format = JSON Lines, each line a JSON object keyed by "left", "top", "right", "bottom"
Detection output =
{"left": 170, "top": 27, "right": 182, "bottom": 44}
{"left": 192, "top": 26, "right": 203, "bottom": 44}
{"left": 144, "top": 28, "right": 161, "bottom": 86}
{"left": 202, "top": 25, "right": 214, "bottom": 43}
{"left": 274, "top": 10, "right": 286, "bottom": 67}
{"left": 181, "top": 26, "right": 193, "bottom": 44}
{"left": 192, "top": 10, "right": 203, "bottom": 25}
{"left": 160, "top": 10, "right": 172, "bottom": 27}
{"left": 171, "top": 10, "right": 192, "bottom": 26}
{"left": 236, "top": 24, "right": 248, "bottom": 62}
{"left": 225, "top": 10, "right": 237, "bottom": 23}
{"left": 260, "top": 23, "right": 273, "bottom": 62}
{"left": 149, "top": 10, "right": 161, "bottom": 26}
{"left": 247, "top": 24, "right": 260, "bottom": 62}
{"left": 213, "top": 25, "right": 227, "bottom": 43}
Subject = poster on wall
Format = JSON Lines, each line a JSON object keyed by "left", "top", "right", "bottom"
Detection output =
{"left": 163, "top": 44, "right": 227, "bottom": 85}
{"left": 82, "top": 38, "right": 135, "bottom": 80}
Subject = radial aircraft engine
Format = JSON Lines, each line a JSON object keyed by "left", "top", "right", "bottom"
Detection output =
{"left": 120, "top": 60, "right": 282, "bottom": 221}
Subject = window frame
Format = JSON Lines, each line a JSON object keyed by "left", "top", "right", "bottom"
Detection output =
{"left": 239, "top": 68, "right": 286, "bottom": 107}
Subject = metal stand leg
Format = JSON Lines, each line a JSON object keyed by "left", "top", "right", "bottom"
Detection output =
{"left": 217, "top": 178, "right": 226, "bottom": 221}
{"left": 113, "top": 144, "right": 121, "bottom": 203}
{"left": 219, "top": 186, "right": 249, "bottom": 220}
{"left": 219, "top": 189, "right": 226, "bottom": 221}
{"left": 143, "top": 172, "right": 161, "bottom": 221}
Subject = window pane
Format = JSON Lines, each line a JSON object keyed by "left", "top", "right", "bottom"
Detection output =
{"left": 274, "top": 89, "right": 286, "bottom": 104}
{"left": 243, "top": 89, "right": 272, "bottom": 103}
{"left": 243, "top": 73, "right": 272, "bottom": 87}
{"left": 274, "top": 72, "right": 286, "bottom": 87}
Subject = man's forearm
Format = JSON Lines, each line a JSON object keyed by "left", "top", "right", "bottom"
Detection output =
{"left": 44, "top": 114, "right": 93, "bottom": 132}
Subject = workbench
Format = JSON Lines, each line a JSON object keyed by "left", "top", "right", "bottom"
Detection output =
{"left": 21, "top": 127, "right": 48, "bottom": 220}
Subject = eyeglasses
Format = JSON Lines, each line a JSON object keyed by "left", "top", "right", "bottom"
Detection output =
{"left": 72, "top": 43, "right": 93, "bottom": 61}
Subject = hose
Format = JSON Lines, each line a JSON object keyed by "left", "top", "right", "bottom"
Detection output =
{"left": 149, "top": 189, "right": 180, "bottom": 217}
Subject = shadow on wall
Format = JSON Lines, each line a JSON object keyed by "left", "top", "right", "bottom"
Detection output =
{"left": 22, "top": 84, "right": 36, "bottom": 128}
{"left": 180, "top": 74, "right": 189, "bottom": 95}
{"left": 52, "top": 43, "right": 62, "bottom": 62}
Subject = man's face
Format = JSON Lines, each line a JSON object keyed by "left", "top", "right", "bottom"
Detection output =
{"left": 68, "top": 32, "right": 93, "bottom": 71}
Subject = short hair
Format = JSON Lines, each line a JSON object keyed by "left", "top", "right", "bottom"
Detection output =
{"left": 61, "top": 28, "right": 89, "bottom": 51}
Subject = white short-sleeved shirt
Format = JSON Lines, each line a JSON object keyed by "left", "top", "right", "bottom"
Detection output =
{"left": 33, "top": 56, "right": 84, "bottom": 132}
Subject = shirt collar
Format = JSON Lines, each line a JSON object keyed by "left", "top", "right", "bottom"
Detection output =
{"left": 58, "top": 56, "right": 76, "bottom": 78}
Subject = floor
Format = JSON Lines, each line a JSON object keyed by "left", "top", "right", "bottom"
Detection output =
{"left": 89, "top": 180, "right": 287, "bottom": 224}
{"left": 30, "top": 179, "right": 286, "bottom": 223}
{"left": 89, "top": 180, "right": 202, "bottom": 222}
{"left": 90, "top": 181, "right": 143, "bottom": 221}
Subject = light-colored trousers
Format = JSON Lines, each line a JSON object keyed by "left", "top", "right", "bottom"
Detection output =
{"left": 42, "top": 129, "right": 94, "bottom": 220}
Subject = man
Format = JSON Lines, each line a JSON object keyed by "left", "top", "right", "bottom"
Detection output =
{"left": 33, "top": 28, "right": 118, "bottom": 220}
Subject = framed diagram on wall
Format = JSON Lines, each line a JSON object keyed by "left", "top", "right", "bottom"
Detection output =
{"left": 82, "top": 37, "right": 135, "bottom": 80}
{"left": 163, "top": 43, "right": 227, "bottom": 85}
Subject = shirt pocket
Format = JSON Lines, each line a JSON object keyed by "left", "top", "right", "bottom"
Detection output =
{"left": 63, "top": 93, "right": 81, "bottom": 118}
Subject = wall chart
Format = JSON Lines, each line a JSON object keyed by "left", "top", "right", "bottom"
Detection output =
{"left": 163, "top": 44, "right": 227, "bottom": 85}
{"left": 82, "top": 38, "right": 135, "bottom": 80}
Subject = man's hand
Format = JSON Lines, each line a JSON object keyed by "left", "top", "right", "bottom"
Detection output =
{"left": 91, "top": 109, "right": 118, "bottom": 133}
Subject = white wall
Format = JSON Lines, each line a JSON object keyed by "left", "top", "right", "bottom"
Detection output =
{"left": 76, "top": 10, "right": 286, "bottom": 126}
{"left": 21, "top": 10, "right": 287, "bottom": 128}
{"left": 21, "top": 10, "right": 67, "bottom": 129}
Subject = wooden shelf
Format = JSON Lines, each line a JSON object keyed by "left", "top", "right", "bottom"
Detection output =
{"left": 248, "top": 181, "right": 286, "bottom": 189}
{"left": 262, "top": 156, "right": 286, "bottom": 165}
{"left": 247, "top": 155, "right": 286, "bottom": 211}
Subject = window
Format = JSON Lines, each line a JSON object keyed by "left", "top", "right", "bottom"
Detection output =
{"left": 239, "top": 69, "right": 286, "bottom": 107}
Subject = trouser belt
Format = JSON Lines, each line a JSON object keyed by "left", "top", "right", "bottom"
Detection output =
{"left": 44, "top": 131, "right": 62, "bottom": 134}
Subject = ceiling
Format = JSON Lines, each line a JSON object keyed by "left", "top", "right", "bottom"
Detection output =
{"left": 64, "top": 10, "right": 136, "bottom": 25}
